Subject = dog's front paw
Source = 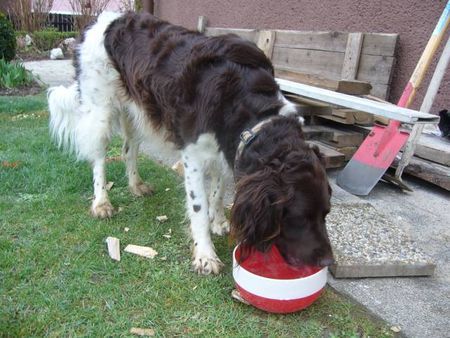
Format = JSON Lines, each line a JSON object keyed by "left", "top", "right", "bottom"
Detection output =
{"left": 211, "top": 219, "right": 230, "bottom": 236}
{"left": 130, "top": 182, "right": 154, "bottom": 197}
{"left": 192, "top": 253, "right": 224, "bottom": 275}
{"left": 91, "top": 201, "right": 114, "bottom": 218}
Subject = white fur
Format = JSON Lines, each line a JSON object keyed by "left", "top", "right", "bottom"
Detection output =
{"left": 48, "top": 12, "right": 299, "bottom": 275}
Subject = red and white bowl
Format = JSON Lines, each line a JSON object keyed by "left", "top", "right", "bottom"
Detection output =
{"left": 232, "top": 244, "right": 327, "bottom": 313}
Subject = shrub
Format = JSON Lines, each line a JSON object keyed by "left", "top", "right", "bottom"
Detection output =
{"left": 0, "top": 59, "right": 35, "bottom": 89}
{"left": 0, "top": 13, "right": 16, "bottom": 62}
{"left": 32, "top": 28, "right": 78, "bottom": 51}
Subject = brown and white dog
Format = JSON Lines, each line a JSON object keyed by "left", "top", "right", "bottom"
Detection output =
{"left": 48, "top": 12, "right": 333, "bottom": 274}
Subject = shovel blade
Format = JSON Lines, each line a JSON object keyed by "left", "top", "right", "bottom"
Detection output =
{"left": 337, "top": 125, "right": 410, "bottom": 195}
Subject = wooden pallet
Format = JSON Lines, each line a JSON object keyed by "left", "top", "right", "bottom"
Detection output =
{"left": 200, "top": 21, "right": 399, "bottom": 100}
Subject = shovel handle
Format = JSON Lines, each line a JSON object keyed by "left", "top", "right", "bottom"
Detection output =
{"left": 397, "top": 1, "right": 450, "bottom": 108}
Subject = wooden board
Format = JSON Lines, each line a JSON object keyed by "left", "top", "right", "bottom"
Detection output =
{"left": 341, "top": 33, "right": 364, "bottom": 80}
{"left": 276, "top": 78, "right": 439, "bottom": 124}
{"left": 304, "top": 125, "right": 363, "bottom": 147}
{"left": 307, "top": 141, "right": 346, "bottom": 168}
{"left": 414, "top": 134, "right": 450, "bottom": 166}
{"left": 204, "top": 27, "right": 258, "bottom": 43}
{"left": 276, "top": 68, "right": 372, "bottom": 95}
{"left": 256, "top": 30, "right": 275, "bottom": 58}
{"left": 319, "top": 109, "right": 374, "bottom": 125}
{"left": 392, "top": 156, "right": 450, "bottom": 191}
{"left": 274, "top": 30, "right": 349, "bottom": 52}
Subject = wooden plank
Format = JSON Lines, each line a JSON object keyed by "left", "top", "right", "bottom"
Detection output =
{"left": 197, "top": 16, "right": 207, "bottom": 33}
{"left": 392, "top": 156, "right": 450, "bottom": 190}
{"left": 304, "top": 125, "right": 364, "bottom": 147}
{"left": 307, "top": 141, "right": 346, "bottom": 168}
{"left": 336, "top": 80, "right": 372, "bottom": 96}
{"left": 256, "top": 30, "right": 276, "bottom": 59}
{"left": 106, "top": 237, "right": 121, "bottom": 261}
{"left": 276, "top": 78, "right": 439, "bottom": 124}
{"left": 302, "top": 125, "right": 335, "bottom": 140}
{"left": 275, "top": 68, "right": 372, "bottom": 95}
{"left": 319, "top": 109, "right": 374, "bottom": 125}
{"left": 370, "top": 84, "right": 390, "bottom": 99}
{"left": 341, "top": 33, "right": 364, "bottom": 80}
{"left": 274, "top": 30, "right": 349, "bottom": 52}
{"left": 361, "top": 33, "right": 398, "bottom": 56}
{"left": 272, "top": 48, "right": 344, "bottom": 79}
{"left": 273, "top": 48, "right": 395, "bottom": 85}
{"left": 357, "top": 54, "right": 396, "bottom": 84}
{"left": 414, "top": 134, "right": 450, "bottom": 166}
{"left": 204, "top": 27, "right": 258, "bottom": 42}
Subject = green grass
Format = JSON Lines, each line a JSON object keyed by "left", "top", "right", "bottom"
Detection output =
{"left": 0, "top": 93, "right": 393, "bottom": 337}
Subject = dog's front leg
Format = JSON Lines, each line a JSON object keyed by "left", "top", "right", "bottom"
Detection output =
{"left": 91, "top": 158, "right": 114, "bottom": 218}
{"left": 182, "top": 151, "right": 223, "bottom": 275}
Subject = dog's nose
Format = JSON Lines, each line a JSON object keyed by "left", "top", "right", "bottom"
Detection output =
{"left": 318, "top": 257, "right": 335, "bottom": 267}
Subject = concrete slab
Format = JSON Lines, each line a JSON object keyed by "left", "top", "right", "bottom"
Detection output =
{"left": 328, "top": 203, "right": 435, "bottom": 278}
{"left": 24, "top": 60, "right": 74, "bottom": 87}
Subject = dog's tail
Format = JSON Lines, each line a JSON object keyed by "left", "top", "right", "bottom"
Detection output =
{"left": 48, "top": 83, "right": 82, "bottom": 156}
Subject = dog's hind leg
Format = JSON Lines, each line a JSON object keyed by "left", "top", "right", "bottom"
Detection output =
{"left": 120, "top": 116, "right": 153, "bottom": 197}
{"left": 76, "top": 104, "right": 115, "bottom": 218}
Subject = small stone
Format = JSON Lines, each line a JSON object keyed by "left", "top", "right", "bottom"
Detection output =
{"left": 50, "top": 48, "right": 64, "bottom": 60}
{"left": 130, "top": 327, "right": 155, "bottom": 336}
{"left": 156, "top": 215, "right": 168, "bottom": 222}
{"left": 390, "top": 325, "right": 401, "bottom": 333}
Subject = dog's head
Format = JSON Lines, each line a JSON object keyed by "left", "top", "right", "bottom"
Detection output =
{"left": 231, "top": 117, "right": 334, "bottom": 267}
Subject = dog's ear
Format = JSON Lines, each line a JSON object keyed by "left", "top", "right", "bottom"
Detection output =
{"left": 231, "top": 168, "right": 285, "bottom": 254}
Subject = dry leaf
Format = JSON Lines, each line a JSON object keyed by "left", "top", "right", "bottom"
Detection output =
{"left": 1, "top": 160, "right": 22, "bottom": 168}
{"left": 105, "top": 181, "right": 114, "bottom": 191}
{"left": 106, "top": 237, "right": 121, "bottom": 261}
{"left": 156, "top": 215, "right": 168, "bottom": 222}
{"left": 130, "top": 327, "right": 155, "bottom": 336}
{"left": 124, "top": 244, "right": 158, "bottom": 259}
{"left": 106, "top": 156, "right": 122, "bottom": 163}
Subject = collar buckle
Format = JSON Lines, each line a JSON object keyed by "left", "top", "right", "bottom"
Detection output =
{"left": 240, "top": 129, "right": 257, "bottom": 146}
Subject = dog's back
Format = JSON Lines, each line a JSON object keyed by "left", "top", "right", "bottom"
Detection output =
{"left": 102, "top": 12, "right": 284, "bottom": 160}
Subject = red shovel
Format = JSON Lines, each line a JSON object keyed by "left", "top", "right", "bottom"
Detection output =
{"left": 337, "top": 1, "right": 450, "bottom": 195}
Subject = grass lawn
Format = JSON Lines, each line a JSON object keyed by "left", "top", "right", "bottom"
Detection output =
{"left": 0, "top": 93, "right": 393, "bottom": 337}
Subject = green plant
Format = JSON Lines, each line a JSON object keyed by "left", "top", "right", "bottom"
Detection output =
{"left": 32, "top": 28, "right": 78, "bottom": 51}
{"left": 0, "top": 59, "right": 34, "bottom": 89}
{"left": 0, "top": 13, "right": 16, "bottom": 62}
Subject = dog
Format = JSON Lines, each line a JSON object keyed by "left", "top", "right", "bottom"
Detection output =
{"left": 48, "top": 11, "right": 334, "bottom": 275}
